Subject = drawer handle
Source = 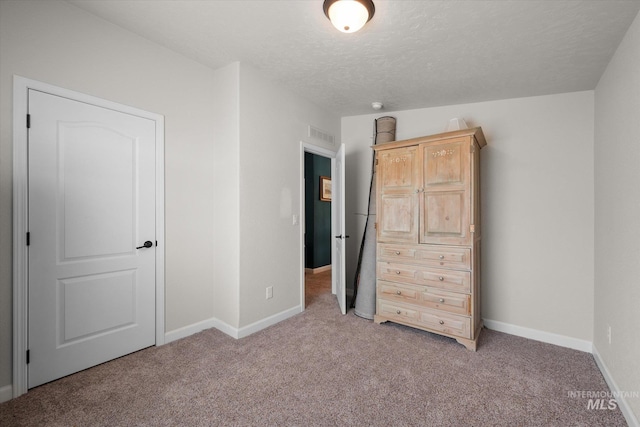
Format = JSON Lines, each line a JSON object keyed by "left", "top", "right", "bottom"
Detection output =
{"left": 439, "top": 298, "right": 445, "bottom": 303}
{"left": 396, "top": 310, "right": 401, "bottom": 315}
{"left": 396, "top": 290, "right": 402, "bottom": 295}
{"left": 439, "top": 320, "right": 445, "bottom": 325}
{"left": 438, "top": 276, "right": 444, "bottom": 281}
{"left": 396, "top": 271, "right": 401, "bottom": 275}
{"left": 395, "top": 251, "right": 400, "bottom": 255}
{"left": 439, "top": 255, "right": 445, "bottom": 260}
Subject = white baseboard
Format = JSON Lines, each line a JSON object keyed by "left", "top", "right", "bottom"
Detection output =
{"left": 164, "top": 305, "right": 303, "bottom": 343}
{"left": 211, "top": 306, "right": 303, "bottom": 339}
{"left": 0, "top": 384, "right": 13, "bottom": 403}
{"left": 164, "top": 317, "right": 219, "bottom": 344}
{"left": 305, "top": 265, "right": 332, "bottom": 274}
{"left": 483, "top": 319, "right": 593, "bottom": 353}
{"left": 210, "top": 318, "right": 240, "bottom": 339}
{"left": 237, "top": 305, "right": 302, "bottom": 338}
{"left": 592, "top": 345, "right": 639, "bottom": 427}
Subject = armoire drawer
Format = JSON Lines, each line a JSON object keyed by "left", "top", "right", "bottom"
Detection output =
{"left": 377, "top": 280, "right": 420, "bottom": 304}
{"left": 420, "top": 268, "right": 471, "bottom": 293}
{"left": 377, "top": 300, "right": 420, "bottom": 322}
{"left": 377, "top": 263, "right": 418, "bottom": 283}
{"left": 378, "top": 280, "right": 470, "bottom": 316}
{"left": 418, "top": 309, "right": 471, "bottom": 339}
{"left": 376, "top": 300, "right": 471, "bottom": 340}
{"left": 421, "top": 288, "right": 470, "bottom": 316}
{"left": 377, "top": 262, "right": 471, "bottom": 293}
{"left": 378, "top": 243, "right": 471, "bottom": 270}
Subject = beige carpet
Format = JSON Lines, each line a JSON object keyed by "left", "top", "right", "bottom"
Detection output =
{"left": 0, "top": 271, "right": 627, "bottom": 426}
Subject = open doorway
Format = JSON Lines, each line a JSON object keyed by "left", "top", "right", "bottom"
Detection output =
{"left": 300, "top": 142, "right": 346, "bottom": 314}
{"left": 304, "top": 151, "right": 332, "bottom": 308}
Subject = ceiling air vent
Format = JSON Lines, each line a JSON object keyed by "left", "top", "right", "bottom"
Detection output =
{"left": 308, "top": 125, "right": 335, "bottom": 146}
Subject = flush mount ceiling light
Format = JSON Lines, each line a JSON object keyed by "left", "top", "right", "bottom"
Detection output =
{"left": 323, "top": 0, "right": 375, "bottom": 33}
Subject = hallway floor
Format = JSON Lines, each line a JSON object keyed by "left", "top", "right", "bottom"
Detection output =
{"left": 304, "top": 269, "right": 331, "bottom": 308}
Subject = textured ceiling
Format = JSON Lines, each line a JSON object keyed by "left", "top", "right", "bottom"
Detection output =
{"left": 68, "top": 0, "right": 640, "bottom": 116}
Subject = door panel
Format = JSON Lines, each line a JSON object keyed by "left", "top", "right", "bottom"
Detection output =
{"left": 59, "top": 124, "right": 137, "bottom": 260}
{"left": 378, "top": 146, "right": 418, "bottom": 193}
{"left": 420, "top": 138, "right": 471, "bottom": 245}
{"left": 377, "top": 146, "right": 419, "bottom": 244}
{"left": 378, "top": 194, "right": 419, "bottom": 243}
{"left": 59, "top": 270, "right": 137, "bottom": 344}
{"left": 28, "top": 90, "right": 156, "bottom": 388}
{"left": 423, "top": 140, "right": 466, "bottom": 186}
{"left": 332, "top": 144, "right": 346, "bottom": 314}
{"left": 424, "top": 192, "right": 464, "bottom": 235}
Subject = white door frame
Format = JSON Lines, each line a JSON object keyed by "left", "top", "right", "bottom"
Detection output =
{"left": 12, "top": 76, "right": 165, "bottom": 398}
{"left": 299, "top": 142, "right": 339, "bottom": 311}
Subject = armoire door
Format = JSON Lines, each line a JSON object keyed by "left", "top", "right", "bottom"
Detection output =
{"left": 420, "top": 138, "right": 472, "bottom": 246}
{"left": 377, "top": 146, "right": 419, "bottom": 244}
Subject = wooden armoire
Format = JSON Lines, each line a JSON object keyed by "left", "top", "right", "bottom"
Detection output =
{"left": 373, "top": 127, "right": 486, "bottom": 351}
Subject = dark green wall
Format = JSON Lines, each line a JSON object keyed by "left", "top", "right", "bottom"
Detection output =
{"left": 305, "top": 153, "right": 331, "bottom": 269}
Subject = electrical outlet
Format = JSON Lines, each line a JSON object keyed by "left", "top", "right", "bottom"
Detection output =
{"left": 607, "top": 325, "right": 612, "bottom": 344}
{"left": 292, "top": 214, "right": 298, "bottom": 226}
{"left": 266, "top": 286, "right": 273, "bottom": 300}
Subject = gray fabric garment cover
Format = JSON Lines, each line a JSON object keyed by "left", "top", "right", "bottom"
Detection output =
{"left": 353, "top": 175, "right": 377, "bottom": 319}
{"left": 353, "top": 116, "right": 396, "bottom": 319}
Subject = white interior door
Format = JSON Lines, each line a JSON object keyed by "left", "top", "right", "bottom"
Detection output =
{"left": 28, "top": 89, "right": 156, "bottom": 388}
{"left": 332, "top": 143, "right": 347, "bottom": 314}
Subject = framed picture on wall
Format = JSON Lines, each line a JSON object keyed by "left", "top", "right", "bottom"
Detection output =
{"left": 320, "top": 176, "right": 331, "bottom": 201}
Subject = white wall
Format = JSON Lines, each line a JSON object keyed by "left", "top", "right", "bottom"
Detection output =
{"left": 342, "top": 91, "right": 595, "bottom": 343}
{"left": 594, "top": 10, "right": 640, "bottom": 423}
{"left": 212, "top": 62, "right": 241, "bottom": 328}
{"left": 0, "top": 0, "right": 218, "bottom": 387}
{"left": 238, "top": 63, "right": 339, "bottom": 327}
{"left": 209, "top": 62, "right": 341, "bottom": 331}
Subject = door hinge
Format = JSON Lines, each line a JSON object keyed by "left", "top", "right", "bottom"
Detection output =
{"left": 26, "top": 232, "right": 30, "bottom": 246}
{"left": 374, "top": 222, "right": 377, "bottom": 230}
{"left": 470, "top": 224, "right": 475, "bottom": 233}
{"left": 26, "top": 350, "right": 30, "bottom": 364}
{"left": 26, "top": 114, "right": 31, "bottom": 129}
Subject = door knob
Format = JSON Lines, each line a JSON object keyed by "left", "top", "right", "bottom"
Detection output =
{"left": 136, "top": 241, "right": 153, "bottom": 249}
